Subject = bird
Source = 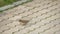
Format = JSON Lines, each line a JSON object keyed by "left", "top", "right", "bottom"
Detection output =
{"left": 19, "top": 19, "right": 29, "bottom": 25}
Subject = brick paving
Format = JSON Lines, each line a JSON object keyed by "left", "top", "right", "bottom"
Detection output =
{"left": 0, "top": 0, "right": 60, "bottom": 34}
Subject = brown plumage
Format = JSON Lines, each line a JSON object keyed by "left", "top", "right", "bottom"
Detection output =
{"left": 19, "top": 19, "right": 29, "bottom": 25}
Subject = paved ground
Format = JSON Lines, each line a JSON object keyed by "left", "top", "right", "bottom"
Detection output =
{"left": 0, "top": 0, "right": 60, "bottom": 34}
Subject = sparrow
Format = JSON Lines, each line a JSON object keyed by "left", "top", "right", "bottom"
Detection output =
{"left": 19, "top": 19, "right": 29, "bottom": 25}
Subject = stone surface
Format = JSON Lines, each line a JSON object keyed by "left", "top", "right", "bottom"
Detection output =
{"left": 0, "top": 0, "right": 60, "bottom": 34}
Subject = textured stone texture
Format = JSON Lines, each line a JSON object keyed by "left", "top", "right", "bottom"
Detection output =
{"left": 0, "top": 0, "right": 60, "bottom": 34}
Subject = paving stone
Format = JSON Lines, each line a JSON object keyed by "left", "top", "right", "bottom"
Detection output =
{"left": 0, "top": 0, "right": 60, "bottom": 34}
